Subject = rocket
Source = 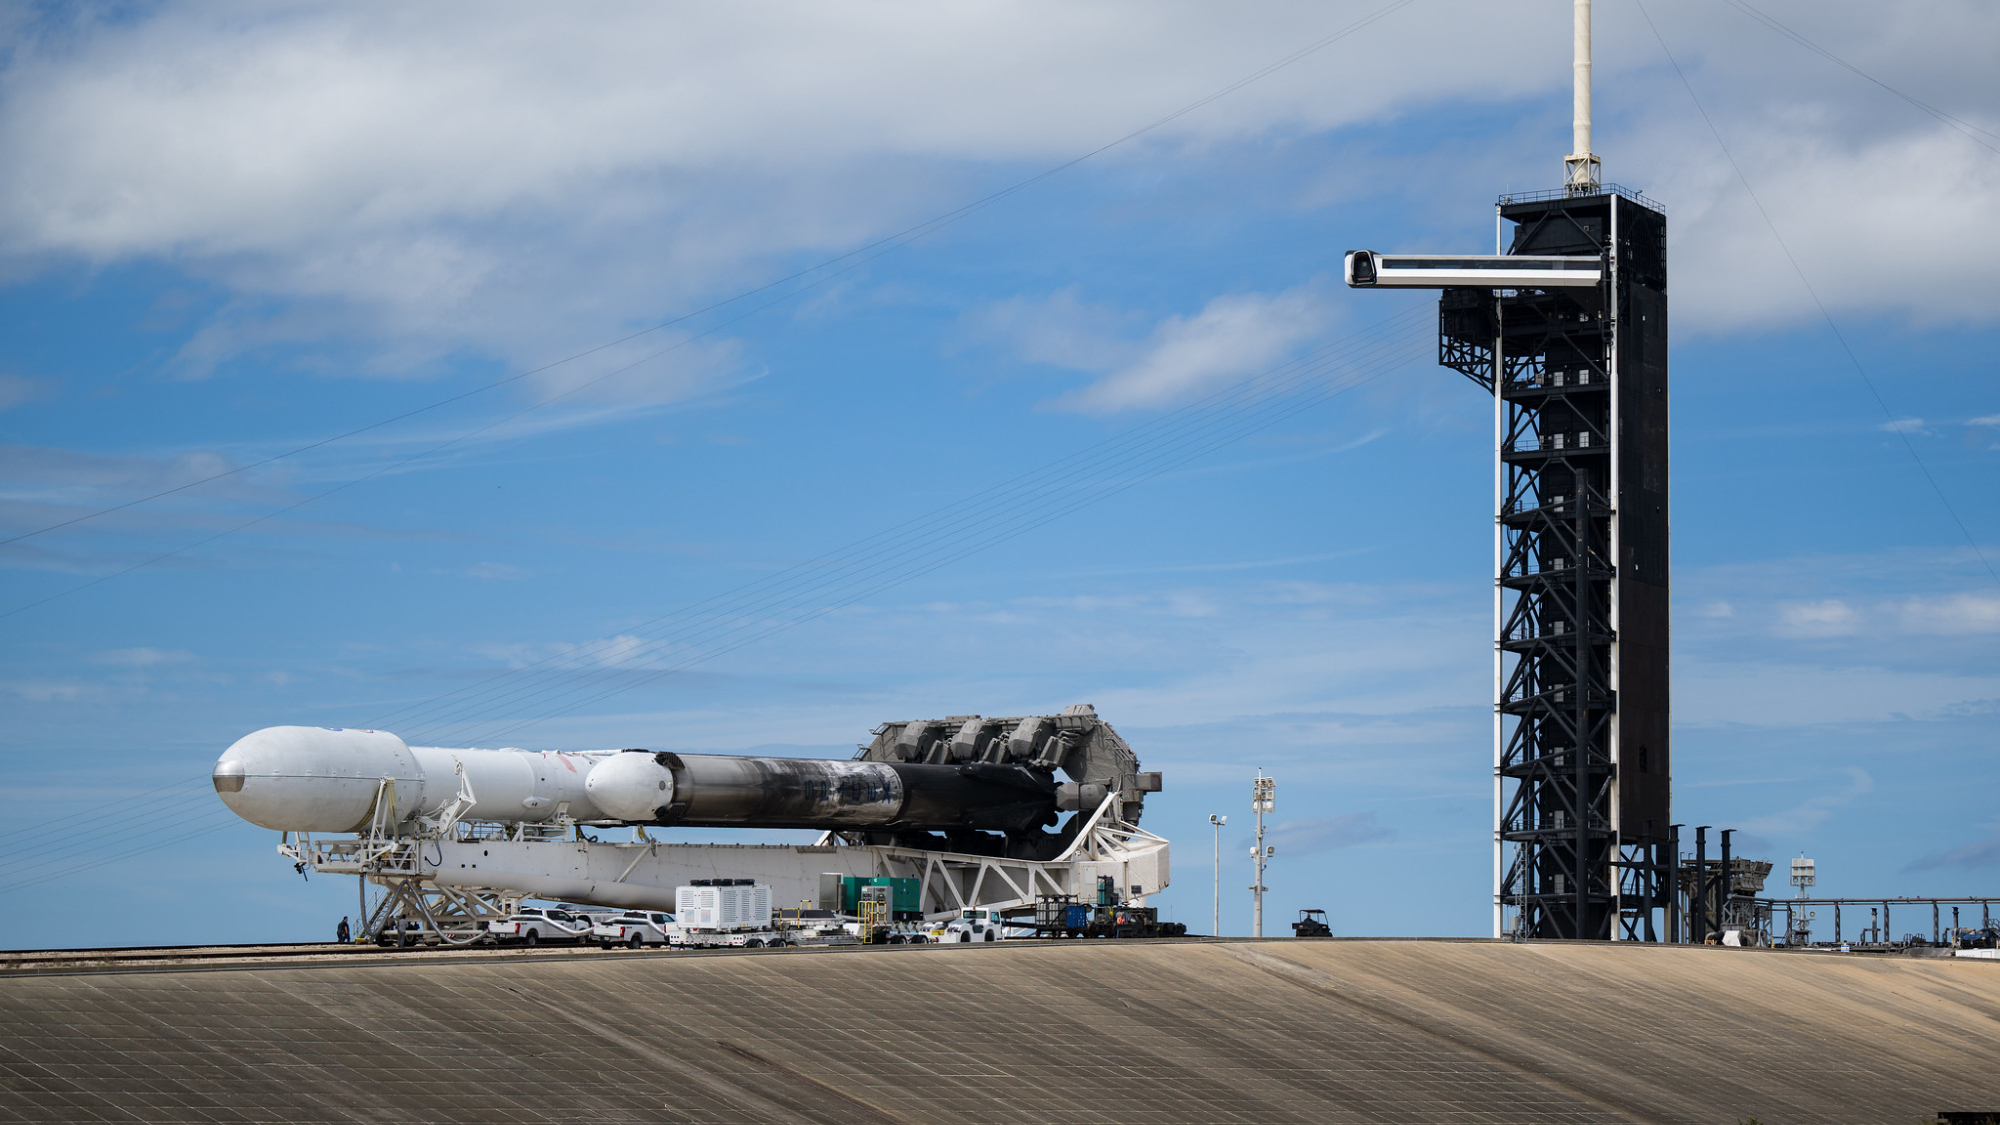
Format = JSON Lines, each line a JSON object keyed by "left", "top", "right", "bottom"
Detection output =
{"left": 212, "top": 726, "right": 1058, "bottom": 835}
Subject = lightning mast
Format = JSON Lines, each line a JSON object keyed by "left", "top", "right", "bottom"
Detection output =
{"left": 1565, "top": 0, "right": 1601, "bottom": 195}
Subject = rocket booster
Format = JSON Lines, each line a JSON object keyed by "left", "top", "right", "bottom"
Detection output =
{"left": 212, "top": 726, "right": 1055, "bottom": 835}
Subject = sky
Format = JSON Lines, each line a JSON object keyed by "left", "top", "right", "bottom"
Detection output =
{"left": 1, "top": 0, "right": 1997, "bottom": 949}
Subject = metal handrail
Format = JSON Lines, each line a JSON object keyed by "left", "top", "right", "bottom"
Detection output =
{"left": 1497, "top": 183, "right": 1664, "bottom": 212}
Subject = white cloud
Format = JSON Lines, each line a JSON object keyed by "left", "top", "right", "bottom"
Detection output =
{"left": 89, "top": 647, "right": 196, "bottom": 666}
{"left": 1, "top": 679, "right": 96, "bottom": 702}
{"left": 0, "top": 374, "right": 45, "bottom": 412}
{"left": 1739, "top": 767, "right": 1874, "bottom": 837}
{"left": 963, "top": 287, "right": 1143, "bottom": 373}
{"left": 0, "top": 2, "right": 1441, "bottom": 390}
{"left": 1041, "top": 284, "right": 1339, "bottom": 413}
{"left": 1879, "top": 417, "right": 1926, "bottom": 434}
{"left": 1970, "top": 414, "right": 2000, "bottom": 427}
{"left": 1896, "top": 593, "right": 2000, "bottom": 635}
{"left": 1253, "top": 811, "right": 1393, "bottom": 856}
{"left": 592, "top": 634, "right": 652, "bottom": 668}
{"left": 0, "top": 444, "right": 253, "bottom": 508}
{"left": 1658, "top": 118, "right": 2000, "bottom": 331}
{"left": 1908, "top": 834, "right": 2000, "bottom": 871}
{"left": 0, "top": 0, "right": 1991, "bottom": 393}
{"left": 1677, "top": 660, "right": 2000, "bottom": 727}
{"left": 1776, "top": 598, "right": 1858, "bottom": 635}
{"left": 461, "top": 562, "right": 531, "bottom": 581}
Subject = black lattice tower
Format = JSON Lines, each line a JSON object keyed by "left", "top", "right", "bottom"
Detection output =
{"left": 1344, "top": 0, "right": 1673, "bottom": 942}
{"left": 1435, "top": 190, "right": 1671, "bottom": 940}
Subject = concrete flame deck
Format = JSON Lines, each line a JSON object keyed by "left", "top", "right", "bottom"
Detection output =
{"left": 1, "top": 938, "right": 1995, "bottom": 1123}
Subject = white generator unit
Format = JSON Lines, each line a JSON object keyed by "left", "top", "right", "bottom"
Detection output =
{"left": 676, "top": 881, "right": 772, "bottom": 933}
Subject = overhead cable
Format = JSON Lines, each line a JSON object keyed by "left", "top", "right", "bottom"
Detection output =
{"left": 1637, "top": 0, "right": 1999, "bottom": 588}
{"left": 379, "top": 306, "right": 1431, "bottom": 740}
{"left": 5, "top": 307, "right": 1435, "bottom": 898}
{"left": 1720, "top": 0, "right": 2000, "bottom": 155}
{"left": 407, "top": 311, "right": 1437, "bottom": 745}
{"left": 0, "top": 0, "right": 1419, "bottom": 555}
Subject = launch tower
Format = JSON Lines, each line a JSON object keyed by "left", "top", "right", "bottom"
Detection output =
{"left": 1348, "top": 0, "right": 1671, "bottom": 940}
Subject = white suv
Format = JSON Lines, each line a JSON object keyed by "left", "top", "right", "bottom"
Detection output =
{"left": 487, "top": 907, "right": 593, "bottom": 946}
{"left": 593, "top": 911, "right": 684, "bottom": 948}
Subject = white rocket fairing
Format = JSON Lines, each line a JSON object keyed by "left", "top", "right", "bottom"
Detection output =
{"left": 212, "top": 726, "right": 607, "bottom": 832}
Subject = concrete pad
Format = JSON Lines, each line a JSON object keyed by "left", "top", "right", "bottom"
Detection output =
{"left": 0, "top": 938, "right": 1994, "bottom": 1123}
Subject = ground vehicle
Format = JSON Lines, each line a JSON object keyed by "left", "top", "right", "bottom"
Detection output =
{"left": 487, "top": 907, "right": 593, "bottom": 946}
{"left": 593, "top": 911, "right": 684, "bottom": 948}
{"left": 943, "top": 908, "right": 1009, "bottom": 943}
{"left": 1292, "top": 909, "right": 1332, "bottom": 938}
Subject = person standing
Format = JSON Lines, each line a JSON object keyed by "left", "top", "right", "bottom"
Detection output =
{"left": 336, "top": 916, "right": 351, "bottom": 944}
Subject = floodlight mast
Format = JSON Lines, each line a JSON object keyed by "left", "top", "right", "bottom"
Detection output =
{"left": 1208, "top": 813, "right": 1227, "bottom": 937}
{"left": 1565, "top": 0, "right": 1601, "bottom": 194}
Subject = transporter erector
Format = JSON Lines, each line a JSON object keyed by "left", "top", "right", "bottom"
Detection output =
{"left": 213, "top": 705, "right": 1169, "bottom": 943}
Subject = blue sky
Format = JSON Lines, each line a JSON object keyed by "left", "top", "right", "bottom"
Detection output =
{"left": 1, "top": 1, "right": 1996, "bottom": 948}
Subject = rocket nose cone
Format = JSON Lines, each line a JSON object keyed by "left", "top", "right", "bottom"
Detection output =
{"left": 214, "top": 725, "right": 418, "bottom": 832}
{"left": 212, "top": 758, "right": 246, "bottom": 793}
{"left": 585, "top": 750, "right": 676, "bottom": 822}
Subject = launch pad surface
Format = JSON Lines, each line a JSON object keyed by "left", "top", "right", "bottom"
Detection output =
{"left": 2, "top": 938, "right": 1996, "bottom": 1123}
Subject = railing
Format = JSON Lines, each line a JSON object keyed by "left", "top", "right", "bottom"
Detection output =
{"left": 1754, "top": 895, "right": 2000, "bottom": 946}
{"left": 1505, "top": 431, "right": 1601, "bottom": 455}
{"left": 1497, "top": 183, "right": 1664, "bottom": 213}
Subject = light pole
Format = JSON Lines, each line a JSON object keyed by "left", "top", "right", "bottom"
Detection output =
{"left": 1787, "top": 854, "right": 1817, "bottom": 947}
{"left": 1251, "top": 772, "right": 1275, "bottom": 937}
{"left": 1207, "top": 813, "right": 1227, "bottom": 936}
{"left": 1790, "top": 855, "right": 1815, "bottom": 901}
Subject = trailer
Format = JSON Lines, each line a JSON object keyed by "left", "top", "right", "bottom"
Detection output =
{"left": 1030, "top": 880, "right": 1187, "bottom": 939}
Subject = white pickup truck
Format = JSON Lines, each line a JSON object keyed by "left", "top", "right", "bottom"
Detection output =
{"left": 487, "top": 907, "right": 594, "bottom": 946}
{"left": 592, "top": 911, "right": 684, "bottom": 948}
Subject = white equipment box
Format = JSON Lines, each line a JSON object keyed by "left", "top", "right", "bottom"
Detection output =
{"left": 676, "top": 882, "right": 772, "bottom": 932}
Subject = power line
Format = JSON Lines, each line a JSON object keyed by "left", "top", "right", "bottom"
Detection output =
{"left": 382, "top": 307, "right": 1435, "bottom": 744}
{"left": 0, "top": 0, "right": 1418, "bottom": 555}
{"left": 0, "top": 2, "right": 1435, "bottom": 895}
{"left": 470, "top": 331, "right": 1432, "bottom": 747}
{"left": 0, "top": 809, "right": 243, "bottom": 897}
{"left": 1720, "top": 0, "right": 2000, "bottom": 155}
{"left": 0, "top": 207, "right": 967, "bottom": 620}
{"left": 375, "top": 306, "right": 1430, "bottom": 738}
{"left": 0, "top": 797, "right": 238, "bottom": 882}
{"left": 0, "top": 776, "right": 206, "bottom": 846}
{"left": 1635, "top": 0, "right": 1999, "bottom": 588}
{"left": 5, "top": 306, "right": 1434, "bottom": 893}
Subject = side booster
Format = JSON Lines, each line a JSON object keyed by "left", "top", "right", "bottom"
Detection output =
{"left": 212, "top": 726, "right": 1055, "bottom": 836}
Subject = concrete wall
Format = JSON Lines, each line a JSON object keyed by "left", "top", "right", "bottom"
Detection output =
{"left": 2, "top": 939, "right": 1996, "bottom": 1123}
